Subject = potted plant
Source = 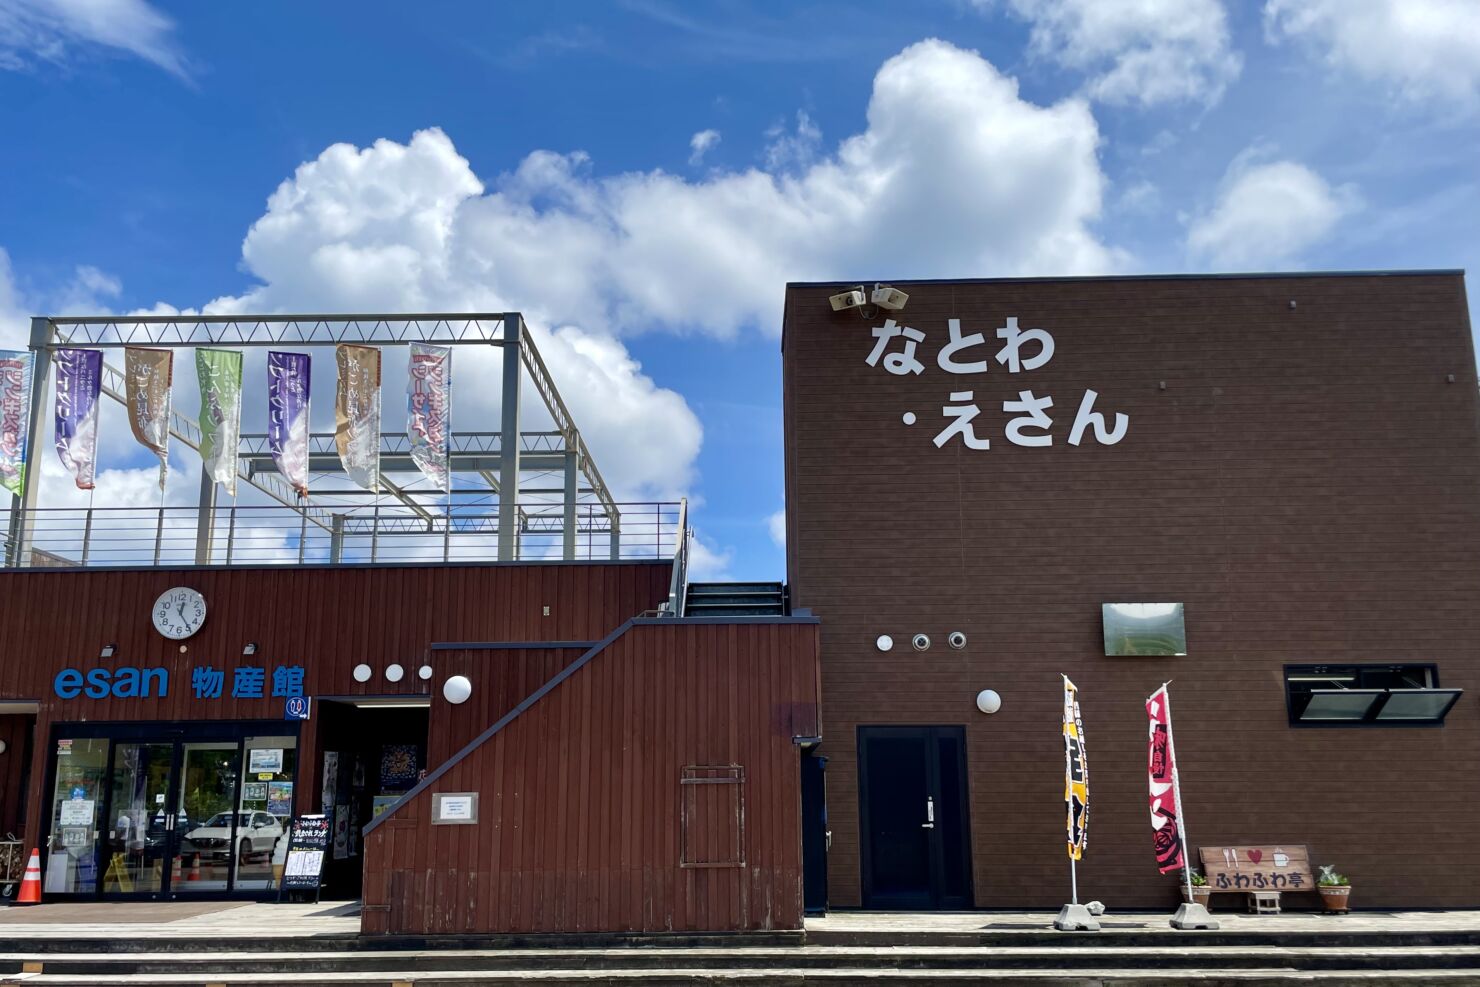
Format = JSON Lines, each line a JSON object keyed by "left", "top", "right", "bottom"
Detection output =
{"left": 1317, "top": 865, "right": 1351, "bottom": 913}
{"left": 1182, "top": 869, "right": 1212, "bottom": 909}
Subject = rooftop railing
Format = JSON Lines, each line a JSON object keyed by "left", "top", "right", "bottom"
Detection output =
{"left": 0, "top": 501, "right": 681, "bottom": 569}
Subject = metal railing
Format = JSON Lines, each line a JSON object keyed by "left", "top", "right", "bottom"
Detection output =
{"left": 0, "top": 502, "right": 681, "bottom": 568}
{"left": 660, "top": 499, "right": 690, "bottom": 617}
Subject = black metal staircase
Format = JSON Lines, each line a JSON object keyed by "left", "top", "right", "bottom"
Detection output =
{"left": 683, "top": 582, "right": 787, "bottom": 618}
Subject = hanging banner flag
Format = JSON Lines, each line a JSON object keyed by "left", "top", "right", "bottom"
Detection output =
{"left": 124, "top": 347, "right": 173, "bottom": 490}
{"left": 1062, "top": 675, "right": 1089, "bottom": 861}
{"left": 335, "top": 344, "right": 382, "bottom": 492}
{"left": 0, "top": 350, "right": 33, "bottom": 497}
{"left": 407, "top": 342, "right": 451, "bottom": 491}
{"left": 1147, "top": 685, "right": 1185, "bottom": 874}
{"left": 54, "top": 348, "right": 103, "bottom": 491}
{"left": 267, "top": 351, "right": 311, "bottom": 498}
{"left": 197, "top": 349, "right": 243, "bottom": 498}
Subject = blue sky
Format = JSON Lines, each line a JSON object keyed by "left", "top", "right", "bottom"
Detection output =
{"left": 1, "top": 0, "right": 1478, "bottom": 578}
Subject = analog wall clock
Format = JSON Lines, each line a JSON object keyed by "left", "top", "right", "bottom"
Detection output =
{"left": 153, "top": 587, "right": 207, "bottom": 640}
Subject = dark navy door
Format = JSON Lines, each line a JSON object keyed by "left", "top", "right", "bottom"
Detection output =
{"left": 858, "top": 726, "right": 971, "bottom": 909}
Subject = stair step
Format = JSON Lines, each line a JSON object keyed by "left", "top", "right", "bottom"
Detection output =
{"left": 687, "top": 583, "right": 783, "bottom": 594}
{"left": 3, "top": 945, "right": 1478, "bottom": 976}
{"left": 14, "top": 968, "right": 1480, "bottom": 986}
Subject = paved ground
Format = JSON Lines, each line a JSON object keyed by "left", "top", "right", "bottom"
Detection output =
{"left": 0, "top": 903, "right": 1475, "bottom": 941}
{"left": 806, "top": 909, "right": 1480, "bottom": 935}
{"left": 0, "top": 901, "right": 360, "bottom": 937}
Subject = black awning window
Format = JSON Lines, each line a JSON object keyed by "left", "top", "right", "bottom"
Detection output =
{"left": 1286, "top": 664, "right": 1463, "bottom": 727}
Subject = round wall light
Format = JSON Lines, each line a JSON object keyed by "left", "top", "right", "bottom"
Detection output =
{"left": 975, "top": 689, "right": 1002, "bottom": 715}
{"left": 912, "top": 633, "right": 931, "bottom": 651}
{"left": 948, "top": 631, "right": 967, "bottom": 650}
{"left": 352, "top": 663, "right": 372, "bottom": 683}
{"left": 443, "top": 675, "right": 473, "bottom": 705}
{"left": 418, "top": 664, "right": 434, "bottom": 681}
{"left": 385, "top": 663, "right": 405, "bottom": 683}
{"left": 0, "top": 740, "right": 8, "bottom": 754}
{"left": 876, "top": 635, "right": 894, "bottom": 652}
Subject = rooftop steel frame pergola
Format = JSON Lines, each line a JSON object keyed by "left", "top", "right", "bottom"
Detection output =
{"left": 6, "top": 314, "right": 622, "bottom": 565}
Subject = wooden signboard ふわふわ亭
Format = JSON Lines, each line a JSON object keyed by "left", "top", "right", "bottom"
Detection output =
{"left": 1198, "top": 845, "right": 1313, "bottom": 893}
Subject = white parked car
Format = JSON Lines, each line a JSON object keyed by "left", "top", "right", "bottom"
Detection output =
{"left": 185, "top": 811, "right": 284, "bottom": 861}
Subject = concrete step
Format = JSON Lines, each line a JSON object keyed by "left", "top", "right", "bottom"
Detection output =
{"left": 3, "top": 945, "right": 1479, "bottom": 979}
{"left": 10, "top": 968, "right": 1480, "bottom": 986}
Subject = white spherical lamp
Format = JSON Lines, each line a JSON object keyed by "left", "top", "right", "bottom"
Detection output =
{"left": 418, "top": 664, "right": 434, "bottom": 681}
{"left": 352, "top": 663, "right": 372, "bottom": 683}
{"left": 975, "top": 689, "right": 1002, "bottom": 715}
{"left": 876, "top": 635, "right": 894, "bottom": 652}
{"left": 443, "top": 675, "right": 473, "bottom": 705}
{"left": 385, "top": 663, "right": 405, "bottom": 683}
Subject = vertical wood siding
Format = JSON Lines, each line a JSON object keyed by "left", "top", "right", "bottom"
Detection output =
{"left": 361, "top": 619, "right": 822, "bottom": 934}
{"left": 0, "top": 562, "right": 670, "bottom": 847}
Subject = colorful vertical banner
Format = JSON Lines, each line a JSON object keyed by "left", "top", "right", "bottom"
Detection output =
{"left": 54, "top": 348, "right": 103, "bottom": 491}
{"left": 196, "top": 349, "right": 243, "bottom": 497}
{"left": 0, "top": 350, "right": 33, "bottom": 497}
{"left": 1062, "top": 675, "right": 1089, "bottom": 861}
{"left": 124, "top": 347, "right": 173, "bottom": 490}
{"left": 1147, "top": 685, "right": 1185, "bottom": 874}
{"left": 335, "top": 344, "right": 382, "bottom": 492}
{"left": 407, "top": 342, "right": 450, "bottom": 491}
{"left": 267, "top": 351, "right": 311, "bottom": 498}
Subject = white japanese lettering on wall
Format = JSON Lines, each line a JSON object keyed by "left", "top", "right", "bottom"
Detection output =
{"left": 866, "top": 317, "right": 1128, "bottom": 450}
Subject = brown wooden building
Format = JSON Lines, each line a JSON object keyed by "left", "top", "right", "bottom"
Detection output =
{"left": 0, "top": 560, "right": 821, "bottom": 930}
{"left": 783, "top": 271, "right": 1478, "bottom": 910}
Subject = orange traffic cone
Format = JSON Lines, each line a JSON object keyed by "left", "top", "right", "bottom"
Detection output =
{"left": 187, "top": 854, "right": 200, "bottom": 881}
{"left": 16, "top": 849, "right": 40, "bottom": 905}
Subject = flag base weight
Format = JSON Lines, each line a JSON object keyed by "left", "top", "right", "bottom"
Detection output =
{"left": 1053, "top": 903, "right": 1100, "bottom": 932}
{"left": 1170, "top": 902, "right": 1219, "bottom": 930}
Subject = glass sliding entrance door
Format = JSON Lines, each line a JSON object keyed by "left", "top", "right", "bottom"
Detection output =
{"left": 43, "top": 722, "right": 300, "bottom": 900}
{"left": 172, "top": 742, "right": 240, "bottom": 891}
{"left": 44, "top": 738, "right": 108, "bottom": 895}
{"left": 102, "top": 743, "right": 172, "bottom": 894}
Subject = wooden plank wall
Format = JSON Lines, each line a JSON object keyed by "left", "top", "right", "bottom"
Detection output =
{"left": 362, "top": 619, "right": 822, "bottom": 934}
{"left": 0, "top": 562, "right": 670, "bottom": 847}
{"left": 427, "top": 647, "right": 586, "bottom": 764}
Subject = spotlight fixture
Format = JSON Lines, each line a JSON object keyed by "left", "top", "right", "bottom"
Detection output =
{"left": 243, "top": 643, "right": 258, "bottom": 656}
{"left": 871, "top": 283, "right": 909, "bottom": 311}
{"left": 829, "top": 286, "right": 867, "bottom": 312}
{"left": 100, "top": 644, "right": 115, "bottom": 659}
{"left": 912, "top": 633, "right": 931, "bottom": 652}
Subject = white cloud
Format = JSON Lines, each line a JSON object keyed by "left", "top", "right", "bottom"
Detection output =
{"left": 245, "top": 40, "right": 1110, "bottom": 346}
{"left": 190, "top": 39, "right": 1120, "bottom": 493}
{"left": 767, "top": 509, "right": 785, "bottom": 548}
{"left": 686, "top": 534, "right": 733, "bottom": 581}
{"left": 1264, "top": 0, "right": 1480, "bottom": 110}
{"left": 688, "top": 128, "right": 721, "bottom": 165}
{"left": 0, "top": 0, "right": 188, "bottom": 78}
{"left": 1186, "top": 150, "right": 1359, "bottom": 269}
{"left": 989, "top": 0, "right": 1242, "bottom": 107}
{"left": 762, "top": 110, "right": 821, "bottom": 172}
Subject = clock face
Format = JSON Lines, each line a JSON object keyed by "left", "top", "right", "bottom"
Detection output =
{"left": 153, "top": 587, "right": 206, "bottom": 640}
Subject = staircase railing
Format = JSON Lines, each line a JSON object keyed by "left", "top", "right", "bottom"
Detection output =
{"left": 661, "top": 498, "right": 689, "bottom": 617}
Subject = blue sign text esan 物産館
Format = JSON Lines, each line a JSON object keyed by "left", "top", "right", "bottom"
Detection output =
{"left": 54, "top": 666, "right": 169, "bottom": 699}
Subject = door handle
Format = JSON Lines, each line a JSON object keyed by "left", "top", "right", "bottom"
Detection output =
{"left": 922, "top": 795, "right": 935, "bottom": 828}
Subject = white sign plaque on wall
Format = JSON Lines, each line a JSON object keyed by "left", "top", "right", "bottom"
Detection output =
{"left": 432, "top": 792, "right": 479, "bottom": 825}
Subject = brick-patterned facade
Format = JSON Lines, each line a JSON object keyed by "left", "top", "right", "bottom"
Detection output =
{"left": 783, "top": 272, "right": 1480, "bottom": 908}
